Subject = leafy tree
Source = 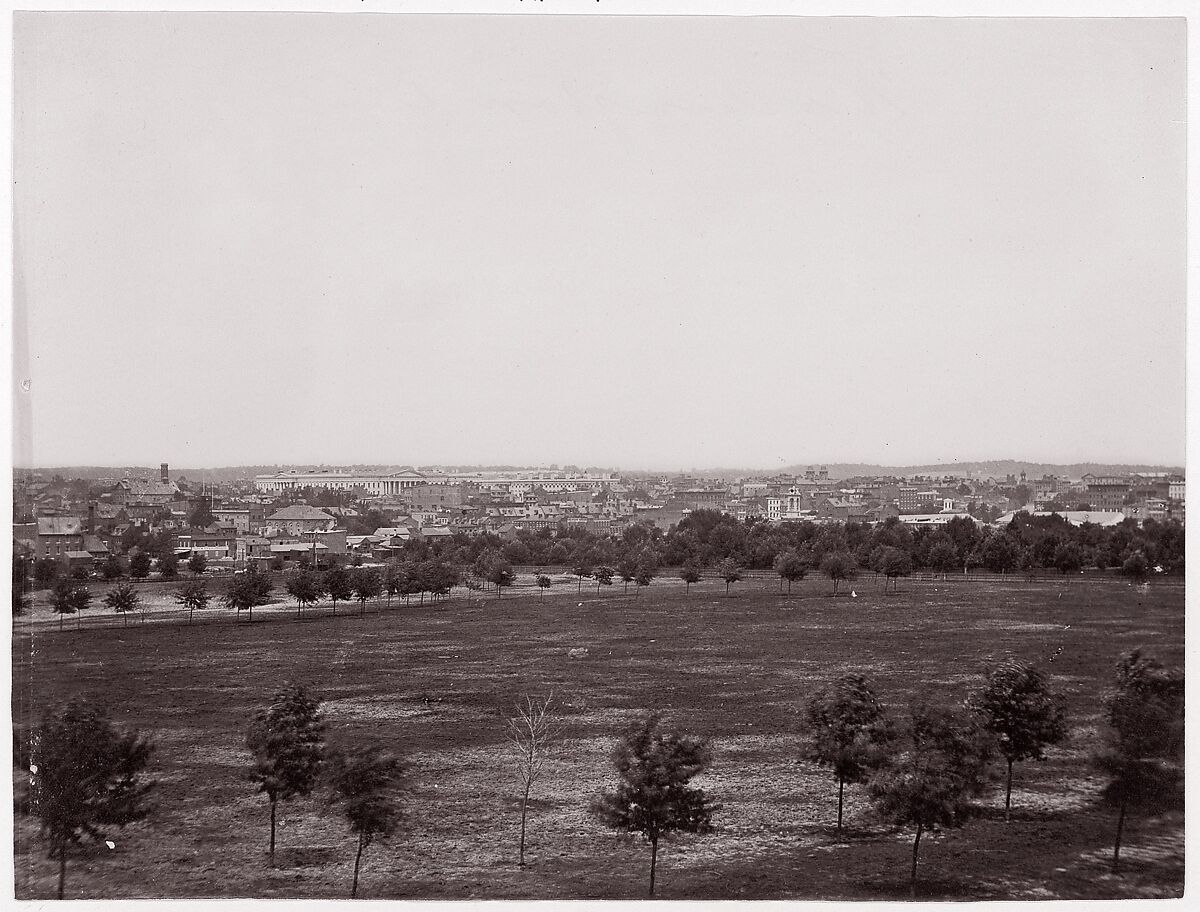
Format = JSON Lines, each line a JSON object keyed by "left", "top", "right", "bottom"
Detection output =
{"left": 16, "top": 699, "right": 154, "bottom": 899}
{"left": 1120, "top": 551, "right": 1149, "bottom": 582}
{"left": 927, "top": 541, "right": 959, "bottom": 579}
{"left": 980, "top": 533, "right": 1020, "bottom": 574}
{"left": 679, "top": 564, "right": 701, "bottom": 595}
{"left": 1093, "top": 650, "right": 1184, "bottom": 873}
{"left": 716, "top": 558, "right": 741, "bottom": 596}
{"left": 189, "top": 501, "right": 216, "bottom": 528}
{"left": 968, "top": 661, "right": 1067, "bottom": 821}
{"left": 223, "top": 571, "right": 272, "bottom": 622}
{"left": 69, "top": 585, "right": 92, "bottom": 629}
{"left": 592, "top": 713, "right": 717, "bottom": 896}
{"left": 174, "top": 580, "right": 211, "bottom": 625}
{"left": 324, "top": 567, "right": 353, "bottom": 615}
{"left": 634, "top": 561, "right": 656, "bottom": 599}
{"left": 506, "top": 693, "right": 561, "bottom": 867}
{"left": 104, "top": 583, "right": 140, "bottom": 628}
{"left": 245, "top": 684, "right": 325, "bottom": 860}
{"left": 285, "top": 570, "right": 323, "bottom": 620}
{"left": 593, "top": 565, "right": 614, "bottom": 594}
{"left": 158, "top": 554, "right": 179, "bottom": 581}
{"left": 100, "top": 555, "right": 123, "bottom": 580}
{"left": 617, "top": 558, "right": 638, "bottom": 595}
{"left": 351, "top": 568, "right": 383, "bottom": 616}
{"left": 326, "top": 744, "right": 406, "bottom": 898}
{"left": 774, "top": 549, "right": 808, "bottom": 594}
{"left": 128, "top": 552, "right": 152, "bottom": 579}
{"left": 486, "top": 559, "right": 515, "bottom": 599}
{"left": 1052, "top": 543, "right": 1083, "bottom": 575}
{"left": 187, "top": 553, "right": 208, "bottom": 578}
{"left": 34, "top": 557, "right": 60, "bottom": 588}
{"left": 881, "top": 548, "right": 913, "bottom": 593}
{"left": 573, "top": 561, "right": 593, "bottom": 594}
{"left": 536, "top": 574, "right": 551, "bottom": 597}
{"left": 50, "top": 579, "right": 78, "bottom": 632}
{"left": 802, "top": 674, "right": 896, "bottom": 831}
{"left": 819, "top": 551, "right": 856, "bottom": 595}
{"left": 382, "top": 562, "right": 404, "bottom": 608}
{"left": 868, "top": 703, "right": 995, "bottom": 896}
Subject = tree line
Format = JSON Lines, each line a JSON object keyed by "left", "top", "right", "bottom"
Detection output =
{"left": 15, "top": 650, "right": 1183, "bottom": 899}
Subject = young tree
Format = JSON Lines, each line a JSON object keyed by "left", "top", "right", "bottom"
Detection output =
{"left": 174, "top": 579, "right": 211, "bottom": 625}
{"left": 774, "top": 549, "right": 808, "bottom": 595}
{"left": 882, "top": 548, "right": 913, "bottom": 594}
{"left": 1094, "top": 649, "right": 1184, "bottom": 873}
{"left": 187, "top": 553, "right": 208, "bottom": 578}
{"left": 324, "top": 567, "right": 353, "bottom": 615}
{"left": 868, "top": 703, "right": 995, "bottom": 895}
{"left": 245, "top": 684, "right": 325, "bottom": 861}
{"left": 224, "top": 572, "right": 272, "bottom": 623}
{"left": 326, "top": 744, "right": 406, "bottom": 898}
{"left": 820, "top": 551, "right": 856, "bottom": 595}
{"left": 617, "top": 558, "right": 638, "bottom": 595}
{"left": 592, "top": 713, "right": 716, "bottom": 896}
{"left": 968, "top": 661, "right": 1067, "bottom": 821}
{"left": 128, "top": 552, "right": 152, "bottom": 579}
{"left": 351, "top": 568, "right": 383, "bottom": 616}
{"left": 69, "top": 585, "right": 93, "bottom": 629}
{"left": 104, "top": 582, "right": 140, "bottom": 628}
{"left": 506, "top": 693, "right": 562, "bottom": 867}
{"left": 382, "top": 561, "right": 404, "bottom": 609}
{"left": 802, "top": 674, "right": 896, "bottom": 831}
{"left": 716, "top": 558, "right": 741, "bottom": 596}
{"left": 486, "top": 559, "right": 515, "bottom": 600}
{"left": 17, "top": 699, "right": 154, "bottom": 899}
{"left": 593, "top": 565, "right": 614, "bottom": 594}
{"left": 285, "top": 570, "right": 323, "bottom": 620}
{"left": 634, "top": 561, "right": 656, "bottom": 599}
{"left": 679, "top": 564, "right": 702, "bottom": 595}
{"left": 536, "top": 574, "right": 551, "bottom": 597}
{"left": 573, "top": 562, "right": 593, "bottom": 595}
{"left": 50, "top": 579, "right": 77, "bottom": 632}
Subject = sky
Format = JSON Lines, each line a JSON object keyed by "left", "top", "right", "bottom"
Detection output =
{"left": 12, "top": 13, "right": 1186, "bottom": 470}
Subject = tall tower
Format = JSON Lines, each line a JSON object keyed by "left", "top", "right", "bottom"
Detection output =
{"left": 160, "top": 463, "right": 170, "bottom": 483}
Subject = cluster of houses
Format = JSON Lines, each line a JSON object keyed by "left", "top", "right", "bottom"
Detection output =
{"left": 12, "top": 463, "right": 1185, "bottom": 573}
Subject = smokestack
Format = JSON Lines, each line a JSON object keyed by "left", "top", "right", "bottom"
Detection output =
{"left": 161, "top": 463, "right": 169, "bottom": 484}
{"left": 87, "top": 503, "right": 95, "bottom": 535}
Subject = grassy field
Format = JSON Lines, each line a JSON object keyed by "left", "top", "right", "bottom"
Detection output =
{"left": 12, "top": 573, "right": 1184, "bottom": 900}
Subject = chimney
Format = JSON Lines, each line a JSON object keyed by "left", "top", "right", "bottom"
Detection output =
{"left": 87, "top": 503, "right": 96, "bottom": 535}
{"left": 161, "top": 463, "right": 170, "bottom": 484}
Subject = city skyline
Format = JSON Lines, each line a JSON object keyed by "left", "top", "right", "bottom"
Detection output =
{"left": 13, "top": 14, "right": 1186, "bottom": 469}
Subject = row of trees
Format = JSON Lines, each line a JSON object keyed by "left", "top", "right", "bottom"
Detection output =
{"left": 17, "top": 650, "right": 1182, "bottom": 899}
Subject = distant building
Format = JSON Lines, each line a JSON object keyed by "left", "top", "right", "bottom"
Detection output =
{"left": 264, "top": 505, "right": 337, "bottom": 535}
{"left": 1082, "top": 475, "right": 1132, "bottom": 512}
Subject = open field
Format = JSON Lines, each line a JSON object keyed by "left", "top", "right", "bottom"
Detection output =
{"left": 12, "top": 575, "right": 1184, "bottom": 900}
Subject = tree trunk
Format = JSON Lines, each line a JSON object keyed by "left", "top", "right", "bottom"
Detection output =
{"left": 190, "top": 606, "right": 195, "bottom": 625}
{"left": 837, "top": 776, "right": 845, "bottom": 831}
{"left": 1005, "top": 759, "right": 1014, "bottom": 822}
{"left": 910, "top": 823, "right": 922, "bottom": 896}
{"left": 685, "top": 581, "right": 690, "bottom": 595}
{"left": 122, "top": 611, "right": 128, "bottom": 627}
{"left": 297, "top": 601, "right": 302, "bottom": 619}
{"left": 518, "top": 780, "right": 531, "bottom": 866}
{"left": 351, "top": 830, "right": 364, "bottom": 898}
{"left": 59, "top": 613, "right": 64, "bottom": 632}
{"left": 725, "top": 581, "right": 730, "bottom": 596}
{"left": 788, "top": 579, "right": 792, "bottom": 595}
{"left": 332, "top": 600, "right": 337, "bottom": 616}
{"left": 649, "top": 835, "right": 658, "bottom": 896}
{"left": 57, "top": 841, "right": 67, "bottom": 900}
{"left": 269, "top": 799, "right": 277, "bottom": 860}
{"left": 1112, "top": 798, "right": 1127, "bottom": 874}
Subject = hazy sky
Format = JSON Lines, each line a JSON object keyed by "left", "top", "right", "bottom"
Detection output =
{"left": 13, "top": 14, "right": 1185, "bottom": 470}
